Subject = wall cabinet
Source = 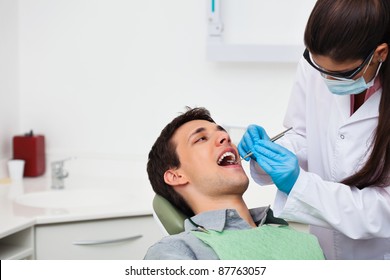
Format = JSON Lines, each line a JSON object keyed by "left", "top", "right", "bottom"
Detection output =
{"left": 35, "top": 215, "right": 162, "bottom": 259}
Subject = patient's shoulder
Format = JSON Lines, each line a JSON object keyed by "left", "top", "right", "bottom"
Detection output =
{"left": 143, "top": 232, "right": 197, "bottom": 260}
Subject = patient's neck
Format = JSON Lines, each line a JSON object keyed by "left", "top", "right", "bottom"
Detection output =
{"left": 194, "top": 196, "right": 257, "bottom": 228}
{"left": 232, "top": 199, "right": 257, "bottom": 228}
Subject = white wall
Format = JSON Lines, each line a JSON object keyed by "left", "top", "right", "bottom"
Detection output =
{"left": 0, "top": 0, "right": 19, "bottom": 176}
{"left": 18, "top": 0, "right": 299, "bottom": 159}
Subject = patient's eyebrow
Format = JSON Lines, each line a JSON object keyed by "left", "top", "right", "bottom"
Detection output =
{"left": 188, "top": 124, "right": 227, "bottom": 143}
{"left": 188, "top": 127, "right": 206, "bottom": 142}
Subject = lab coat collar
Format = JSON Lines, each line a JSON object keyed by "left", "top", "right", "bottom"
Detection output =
{"left": 349, "top": 89, "right": 381, "bottom": 123}
{"left": 334, "top": 89, "right": 381, "bottom": 127}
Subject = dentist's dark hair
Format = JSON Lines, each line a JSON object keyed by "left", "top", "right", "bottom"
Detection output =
{"left": 147, "top": 107, "right": 215, "bottom": 217}
{"left": 304, "top": 0, "right": 390, "bottom": 189}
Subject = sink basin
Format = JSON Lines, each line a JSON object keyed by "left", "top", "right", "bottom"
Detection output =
{"left": 15, "top": 189, "right": 133, "bottom": 209}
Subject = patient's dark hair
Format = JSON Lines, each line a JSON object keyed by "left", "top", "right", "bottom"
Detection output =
{"left": 147, "top": 107, "right": 215, "bottom": 217}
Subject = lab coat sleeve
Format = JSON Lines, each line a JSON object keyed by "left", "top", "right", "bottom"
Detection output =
{"left": 274, "top": 169, "right": 390, "bottom": 239}
{"left": 249, "top": 159, "right": 273, "bottom": 185}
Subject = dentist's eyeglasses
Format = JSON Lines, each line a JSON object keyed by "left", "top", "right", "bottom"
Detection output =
{"left": 303, "top": 48, "right": 375, "bottom": 80}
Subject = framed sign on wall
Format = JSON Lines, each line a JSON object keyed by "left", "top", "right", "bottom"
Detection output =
{"left": 206, "top": 0, "right": 316, "bottom": 62}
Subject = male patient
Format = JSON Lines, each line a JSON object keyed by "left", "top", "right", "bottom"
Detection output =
{"left": 144, "top": 107, "right": 324, "bottom": 260}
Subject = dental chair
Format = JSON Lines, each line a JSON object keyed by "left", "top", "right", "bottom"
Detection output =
{"left": 152, "top": 194, "right": 187, "bottom": 235}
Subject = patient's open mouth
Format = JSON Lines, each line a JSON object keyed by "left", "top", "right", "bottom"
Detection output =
{"left": 217, "top": 152, "right": 237, "bottom": 166}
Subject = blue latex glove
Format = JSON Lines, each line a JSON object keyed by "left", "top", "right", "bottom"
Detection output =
{"left": 238, "top": 125, "right": 270, "bottom": 161}
{"left": 251, "top": 140, "right": 300, "bottom": 194}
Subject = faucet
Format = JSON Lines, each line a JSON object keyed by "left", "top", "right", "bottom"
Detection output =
{"left": 51, "top": 158, "right": 72, "bottom": 189}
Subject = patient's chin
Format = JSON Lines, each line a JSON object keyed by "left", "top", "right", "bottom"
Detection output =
{"left": 232, "top": 177, "right": 250, "bottom": 193}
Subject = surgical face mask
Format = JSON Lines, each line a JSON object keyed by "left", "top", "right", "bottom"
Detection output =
{"left": 322, "top": 57, "right": 382, "bottom": 96}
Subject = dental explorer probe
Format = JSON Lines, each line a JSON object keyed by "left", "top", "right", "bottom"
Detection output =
{"left": 240, "top": 127, "right": 293, "bottom": 161}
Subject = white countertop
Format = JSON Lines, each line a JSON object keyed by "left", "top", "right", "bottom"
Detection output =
{"left": 0, "top": 169, "right": 156, "bottom": 239}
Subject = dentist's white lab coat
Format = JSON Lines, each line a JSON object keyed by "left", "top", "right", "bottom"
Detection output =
{"left": 250, "top": 57, "right": 390, "bottom": 260}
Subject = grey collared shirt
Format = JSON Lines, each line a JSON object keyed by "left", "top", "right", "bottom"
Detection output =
{"left": 144, "top": 206, "right": 287, "bottom": 260}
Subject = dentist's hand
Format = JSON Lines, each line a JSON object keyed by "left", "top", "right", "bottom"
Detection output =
{"left": 252, "top": 140, "right": 300, "bottom": 194}
{"left": 238, "top": 125, "right": 270, "bottom": 161}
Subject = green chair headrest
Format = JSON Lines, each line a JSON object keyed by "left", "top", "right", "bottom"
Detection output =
{"left": 153, "top": 194, "right": 187, "bottom": 235}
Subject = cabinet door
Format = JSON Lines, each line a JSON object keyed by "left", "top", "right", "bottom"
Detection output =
{"left": 35, "top": 216, "right": 163, "bottom": 259}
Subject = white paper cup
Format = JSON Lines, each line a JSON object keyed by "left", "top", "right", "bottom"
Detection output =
{"left": 8, "top": 159, "right": 25, "bottom": 181}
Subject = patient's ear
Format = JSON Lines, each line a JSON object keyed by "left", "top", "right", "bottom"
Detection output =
{"left": 164, "top": 169, "right": 188, "bottom": 186}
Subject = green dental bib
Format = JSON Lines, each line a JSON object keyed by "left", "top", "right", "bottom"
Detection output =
{"left": 191, "top": 225, "right": 325, "bottom": 260}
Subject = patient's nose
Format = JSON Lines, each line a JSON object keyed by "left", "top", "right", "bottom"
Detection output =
{"left": 216, "top": 131, "right": 231, "bottom": 146}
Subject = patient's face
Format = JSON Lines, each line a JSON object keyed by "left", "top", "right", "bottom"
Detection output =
{"left": 172, "top": 120, "right": 249, "bottom": 196}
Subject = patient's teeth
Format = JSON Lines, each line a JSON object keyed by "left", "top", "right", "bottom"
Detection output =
{"left": 217, "top": 152, "right": 236, "bottom": 165}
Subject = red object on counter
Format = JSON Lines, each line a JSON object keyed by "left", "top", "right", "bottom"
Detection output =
{"left": 13, "top": 131, "right": 46, "bottom": 177}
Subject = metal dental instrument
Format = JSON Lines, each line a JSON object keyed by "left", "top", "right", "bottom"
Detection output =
{"left": 240, "top": 127, "right": 293, "bottom": 161}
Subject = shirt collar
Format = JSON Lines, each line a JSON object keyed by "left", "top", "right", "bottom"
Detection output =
{"left": 184, "top": 206, "right": 288, "bottom": 233}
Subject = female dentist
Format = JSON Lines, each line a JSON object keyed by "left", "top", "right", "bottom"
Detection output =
{"left": 238, "top": 0, "right": 390, "bottom": 260}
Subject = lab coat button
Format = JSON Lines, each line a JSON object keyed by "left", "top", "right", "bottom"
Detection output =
{"left": 340, "top": 134, "right": 345, "bottom": 139}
